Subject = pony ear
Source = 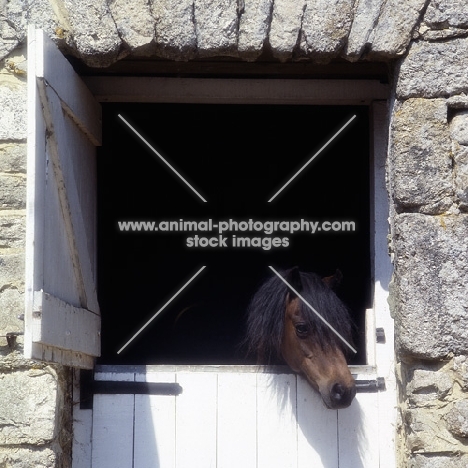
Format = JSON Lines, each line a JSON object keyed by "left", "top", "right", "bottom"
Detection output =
{"left": 322, "top": 269, "right": 343, "bottom": 290}
{"left": 285, "top": 266, "right": 302, "bottom": 295}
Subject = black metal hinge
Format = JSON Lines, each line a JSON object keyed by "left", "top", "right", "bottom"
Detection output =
{"left": 80, "top": 370, "right": 183, "bottom": 409}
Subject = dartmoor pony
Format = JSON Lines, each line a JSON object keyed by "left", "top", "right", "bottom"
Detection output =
{"left": 245, "top": 267, "right": 356, "bottom": 409}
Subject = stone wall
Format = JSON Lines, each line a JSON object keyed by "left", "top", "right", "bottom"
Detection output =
{"left": 1, "top": 0, "right": 468, "bottom": 467}
{"left": 1, "top": 0, "right": 429, "bottom": 65}
{"left": 0, "top": 47, "right": 72, "bottom": 468}
{"left": 389, "top": 3, "right": 468, "bottom": 465}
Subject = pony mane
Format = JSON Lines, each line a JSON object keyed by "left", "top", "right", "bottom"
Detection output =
{"left": 244, "top": 269, "right": 355, "bottom": 364}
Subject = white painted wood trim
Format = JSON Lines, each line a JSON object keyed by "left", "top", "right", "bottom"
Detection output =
{"left": 365, "top": 308, "right": 377, "bottom": 367}
{"left": 84, "top": 77, "right": 389, "bottom": 105}
{"left": 25, "top": 26, "right": 45, "bottom": 360}
{"left": 95, "top": 363, "right": 377, "bottom": 376}
{"left": 371, "top": 100, "right": 396, "bottom": 468}
{"left": 31, "top": 291, "right": 100, "bottom": 355}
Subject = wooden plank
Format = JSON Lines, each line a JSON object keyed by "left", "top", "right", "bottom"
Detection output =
{"left": 134, "top": 371, "right": 177, "bottom": 468}
{"left": 91, "top": 372, "right": 135, "bottom": 468}
{"left": 337, "top": 392, "right": 380, "bottom": 468}
{"left": 31, "top": 291, "right": 100, "bottom": 356}
{"left": 40, "top": 82, "right": 99, "bottom": 313}
{"left": 257, "top": 373, "right": 298, "bottom": 468}
{"left": 76, "top": 58, "right": 389, "bottom": 79}
{"left": 25, "top": 27, "right": 47, "bottom": 361}
{"left": 296, "top": 376, "right": 339, "bottom": 468}
{"left": 175, "top": 372, "right": 217, "bottom": 468}
{"left": 217, "top": 373, "right": 257, "bottom": 468}
{"left": 41, "top": 140, "right": 82, "bottom": 307}
{"left": 34, "top": 29, "right": 102, "bottom": 145}
{"left": 84, "top": 77, "right": 389, "bottom": 105}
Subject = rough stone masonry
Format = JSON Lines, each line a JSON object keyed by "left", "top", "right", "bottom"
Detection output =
{"left": 1, "top": 0, "right": 468, "bottom": 466}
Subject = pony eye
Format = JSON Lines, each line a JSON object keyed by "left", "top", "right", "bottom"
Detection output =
{"left": 295, "top": 323, "right": 309, "bottom": 337}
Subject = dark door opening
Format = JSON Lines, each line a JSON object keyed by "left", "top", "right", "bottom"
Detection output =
{"left": 97, "top": 103, "right": 370, "bottom": 365}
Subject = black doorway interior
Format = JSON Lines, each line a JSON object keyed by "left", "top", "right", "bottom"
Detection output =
{"left": 97, "top": 103, "right": 371, "bottom": 365}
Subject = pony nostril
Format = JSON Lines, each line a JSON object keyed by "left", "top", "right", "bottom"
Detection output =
{"left": 331, "top": 383, "right": 345, "bottom": 401}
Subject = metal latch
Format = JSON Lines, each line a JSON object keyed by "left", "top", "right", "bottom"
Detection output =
{"left": 80, "top": 370, "right": 183, "bottom": 409}
{"left": 355, "top": 377, "right": 386, "bottom": 393}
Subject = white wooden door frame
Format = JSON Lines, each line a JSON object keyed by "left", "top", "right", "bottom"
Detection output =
{"left": 71, "top": 78, "right": 394, "bottom": 468}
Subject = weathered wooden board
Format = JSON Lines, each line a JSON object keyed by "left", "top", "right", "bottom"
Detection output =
{"left": 217, "top": 372, "right": 257, "bottom": 468}
{"left": 91, "top": 372, "right": 135, "bottom": 468}
{"left": 338, "top": 392, "right": 380, "bottom": 468}
{"left": 175, "top": 372, "right": 218, "bottom": 468}
{"left": 256, "top": 373, "right": 298, "bottom": 468}
{"left": 297, "top": 376, "right": 339, "bottom": 468}
{"left": 134, "top": 371, "right": 177, "bottom": 468}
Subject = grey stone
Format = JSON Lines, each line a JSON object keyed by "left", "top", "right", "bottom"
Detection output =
{"left": 0, "top": 174, "right": 26, "bottom": 210}
{"left": 0, "top": 287, "right": 23, "bottom": 335}
{"left": 0, "top": 215, "right": 25, "bottom": 249}
{"left": 108, "top": 0, "right": 156, "bottom": 56}
{"left": 0, "top": 82, "right": 27, "bottom": 141}
{"left": 454, "top": 355, "right": 468, "bottom": 391}
{"left": 405, "top": 407, "right": 461, "bottom": 453}
{"left": 194, "top": 0, "right": 239, "bottom": 57}
{"left": 0, "top": 253, "right": 25, "bottom": 290}
{"left": 344, "top": 0, "right": 385, "bottom": 61}
{"left": 0, "top": 0, "right": 66, "bottom": 61}
{"left": 62, "top": 0, "right": 124, "bottom": 67}
{"left": 397, "top": 38, "right": 468, "bottom": 99}
{"left": 452, "top": 144, "right": 468, "bottom": 210}
{"left": 447, "top": 94, "right": 468, "bottom": 109}
{"left": 392, "top": 213, "right": 468, "bottom": 358}
{"left": 389, "top": 99, "right": 453, "bottom": 214}
{"left": 0, "top": 370, "right": 57, "bottom": 445}
{"left": 410, "top": 454, "right": 468, "bottom": 468}
{"left": 446, "top": 400, "right": 468, "bottom": 438}
{"left": 152, "top": 0, "right": 197, "bottom": 60}
{"left": 0, "top": 22, "right": 20, "bottom": 63}
{"left": 369, "top": 0, "right": 427, "bottom": 58}
{"left": 299, "top": 0, "right": 354, "bottom": 62}
{"left": 0, "top": 0, "right": 26, "bottom": 62}
{"left": 238, "top": 0, "right": 273, "bottom": 60}
{"left": 268, "top": 0, "right": 305, "bottom": 61}
{"left": 407, "top": 369, "right": 453, "bottom": 406}
{"left": 418, "top": 26, "right": 468, "bottom": 41}
{"left": 0, "top": 143, "right": 26, "bottom": 174}
{"left": 0, "top": 447, "right": 56, "bottom": 468}
{"left": 28, "top": 0, "right": 67, "bottom": 46}
{"left": 0, "top": 351, "right": 41, "bottom": 372}
{"left": 424, "top": 0, "right": 468, "bottom": 28}
{"left": 450, "top": 110, "right": 468, "bottom": 145}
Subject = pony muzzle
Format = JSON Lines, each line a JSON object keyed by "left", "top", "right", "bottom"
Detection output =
{"left": 324, "top": 381, "right": 356, "bottom": 409}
